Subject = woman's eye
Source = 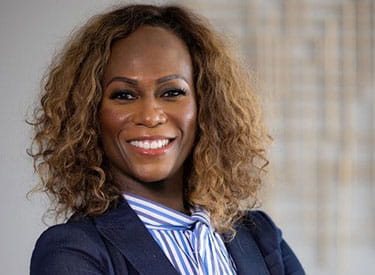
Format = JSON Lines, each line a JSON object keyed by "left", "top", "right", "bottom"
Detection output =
{"left": 109, "top": 90, "right": 137, "bottom": 101}
{"left": 161, "top": 89, "right": 187, "bottom": 98}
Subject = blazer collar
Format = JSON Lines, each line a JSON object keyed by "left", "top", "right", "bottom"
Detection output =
{"left": 93, "top": 198, "right": 270, "bottom": 275}
{"left": 226, "top": 223, "right": 270, "bottom": 275}
{"left": 94, "top": 198, "right": 179, "bottom": 275}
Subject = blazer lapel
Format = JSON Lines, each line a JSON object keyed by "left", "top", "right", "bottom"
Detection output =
{"left": 226, "top": 224, "right": 270, "bottom": 275}
{"left": 94, "top": 198, "right": 179, "bottom": 275}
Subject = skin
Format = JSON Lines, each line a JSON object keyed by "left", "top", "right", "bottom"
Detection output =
{"left": 99, "top": 26, "right": 197, "bottom": 213}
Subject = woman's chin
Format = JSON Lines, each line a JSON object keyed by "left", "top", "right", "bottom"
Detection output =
{"left": 131, "top": 170, "right": 170, "bottom": 184}
{"left": 128, "top": 162, "right": 179, "bottom": 184}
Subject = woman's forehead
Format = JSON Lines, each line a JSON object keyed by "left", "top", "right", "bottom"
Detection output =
{"left": 103, "top": 26, "right": 193, "bottom": 86}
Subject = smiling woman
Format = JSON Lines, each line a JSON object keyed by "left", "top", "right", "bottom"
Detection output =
{"left": 29, "top": 4, "right": 304, "bottom": 275}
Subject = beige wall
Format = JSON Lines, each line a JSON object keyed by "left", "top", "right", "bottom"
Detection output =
{"left": 184, "top": 0, "right": 374, "bottom": 274}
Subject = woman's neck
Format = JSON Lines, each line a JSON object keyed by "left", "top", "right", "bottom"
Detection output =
{"left": 113, "top": 169, "right": 187, "bottom": 213}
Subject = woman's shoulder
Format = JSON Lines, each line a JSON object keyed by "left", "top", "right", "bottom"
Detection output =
{"left": 30, "top": 216, "right": 114, "bottom": 275}
{"left": 246, "top": 210, "right": 279, "bottom": 225}
{"left": 34, "top": 217, "right": 102, "bottom": 247}
{"left": 240, "top": 210, "right": 281, "bottom": 233}
{"left": 34, "top": 215, "right": 99, "bottom": 245}
{"left": 241, "top": 210, "right": 306, "bottom": 275}
{"left": 238, "top": 210, "right": 283, "bottom": 251}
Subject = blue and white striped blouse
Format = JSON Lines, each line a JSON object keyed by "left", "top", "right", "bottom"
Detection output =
{"left": 123, "top": 193, "right": 237, "bottom": 275}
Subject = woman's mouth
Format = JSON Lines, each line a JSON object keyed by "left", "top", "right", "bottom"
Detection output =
{"left": 127, "top": 137, "right": 175, "bottom": 156}
{"left": 129, "top": 139, "right": 170, "bottom": 149}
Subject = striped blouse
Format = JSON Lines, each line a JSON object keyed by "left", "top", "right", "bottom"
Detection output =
{"left": 123, "top": 193, "right": 237, "bottom": 275}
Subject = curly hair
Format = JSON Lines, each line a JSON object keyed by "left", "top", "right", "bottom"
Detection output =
{"left": 29, "top": 4, "right": 271, "bottom": 237}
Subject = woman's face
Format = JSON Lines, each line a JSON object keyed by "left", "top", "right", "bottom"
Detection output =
{"left": 99, "top": 26, "right": 197, "bottom": 184}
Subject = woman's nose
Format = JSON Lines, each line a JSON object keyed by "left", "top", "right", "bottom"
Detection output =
{"left": 133, "top": 98, "right": 167, "bottom": 127}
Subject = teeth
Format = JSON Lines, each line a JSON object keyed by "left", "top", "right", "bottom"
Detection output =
{"left": 130, "top": 139, "right": 170, "bottom": 150}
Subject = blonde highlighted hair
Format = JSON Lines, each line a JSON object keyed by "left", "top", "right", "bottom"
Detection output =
{"left": 29, "top": 4, "right": 271, "bottom": 237}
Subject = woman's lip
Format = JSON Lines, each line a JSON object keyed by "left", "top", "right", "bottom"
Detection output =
{"left": 126, "top": 135, "right": 175, "bottom": 142}
{"left": 127, "top": 138, "right": 175, "bottom": 156}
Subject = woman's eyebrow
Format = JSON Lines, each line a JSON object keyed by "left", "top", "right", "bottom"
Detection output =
{"left": 106, "top": 74, "right": 189, "bottom": 88}
{"left": 106, "top": 76, "right": 137, "bottom": 87}
{"left": 156, "top": 74, "right": 189, "bottom": 84}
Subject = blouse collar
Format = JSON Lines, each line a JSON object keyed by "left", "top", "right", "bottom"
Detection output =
{"left": 123, "top": 192, "right": 211, "bottom": 231}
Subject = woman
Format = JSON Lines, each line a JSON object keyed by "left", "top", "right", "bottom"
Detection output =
{"left": 30, "top": 4, "right": 305, "bottom": 275}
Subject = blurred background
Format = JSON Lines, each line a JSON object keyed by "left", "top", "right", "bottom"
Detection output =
{"left": 0, "top": 0, "right": 373, "bottom": 274}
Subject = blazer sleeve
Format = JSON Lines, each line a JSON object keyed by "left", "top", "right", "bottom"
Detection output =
{"left": 30, "top": 222, "right": 115, "bottom": 275}
{"left": 249, "top": 211, "right": 305, "bottom": 275}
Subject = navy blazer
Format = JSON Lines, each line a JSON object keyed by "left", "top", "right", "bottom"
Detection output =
{"left": 30, "top": 198, "right": 305, "bottom": 275}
